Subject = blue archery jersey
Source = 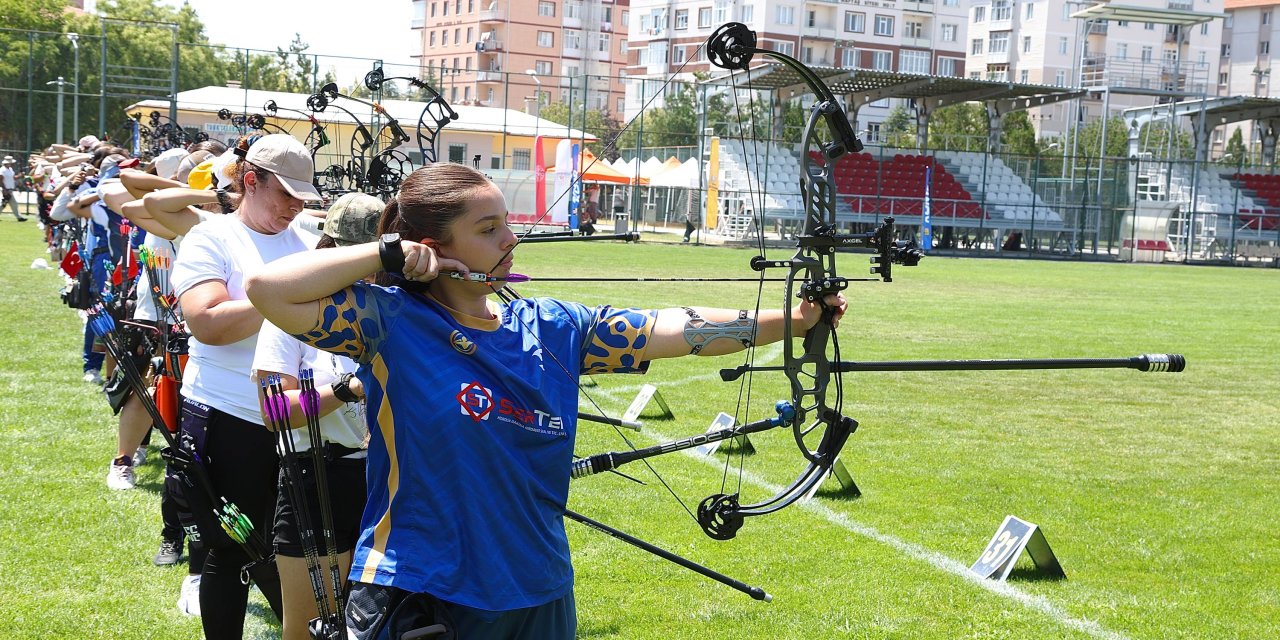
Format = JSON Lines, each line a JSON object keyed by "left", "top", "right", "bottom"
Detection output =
{"left": 295, "top": 282, "right": 656, "bottom": 611}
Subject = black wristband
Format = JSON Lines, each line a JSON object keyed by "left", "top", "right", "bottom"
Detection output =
{"left": 331, "top": 373, "right": 360, "bottom": 403}
{"left": 379, "top": 233, "right": 405, "bottom": 274}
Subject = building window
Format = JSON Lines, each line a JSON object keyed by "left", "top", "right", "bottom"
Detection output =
{"left": 1264, "top": 41, "right": 1272, "bottom": 55}
{"left": 774, "top": 41, "right": 795, "bottom": 56}
{"left": 1226, "top": 15, "right": 1233, "bottom": 28}
{"left": 741, "top": 4, "right": 753, "bottom": 22}
{"left": 442, "top": 1, "right": 448, "bottom": 15}
{"left": 1054, "top": 70, "right": 1066, "bottom": 86}
{"left": 538, "top": 31, "right": 553, "bottom": 48}
{"left": 974, "top": 6, "right": 985, "bottom": 22}
{"left": 535, "top": 60, "right": 552, "bottom": 75}
{"left": 1141, "top": 45, "right": 1153, "bottom": 62}
{"left": 430, "top": 2, "right": 436, "bottom": 17}
{"left": 866, "top": 122, "right": 881, "bottom": 142}
{"left": 1219, "top": 72, "right": 1229, "bottom": 85}
{"left": 987, "top": 65, "right": 1008, "bottom": 81}
{"left": 1025, "top": 2, "right": 1034, "bottom": 19}
{"left": 1117, "top": 20, "right": 1128, "bottom": 27}
{"left": 442, "top": 30, "right": 449, "bottom": 46}
{"left": 599, "top": 33, "right": 610, "bottom": 53}
{"left": 970, "top": 71, "right": 981, "bottom": 79}
{"left": 430, "top": 31, "right": 437, "bottom": 46}
{"left": 1117, "top": 43, "right": 1127, "bottom": 59}
{"left": 942, "top": 24, "right": 957, "bottom": 42}
{"left": 845, "top": 12, "right": 865, "bottom": 33}
{"left": 842, "top": 48, "right": 859, "bottom": 68}
{"left": 874, "top": 15, "right": 893, "bottom": 36}
{"left": 992, "top": 0, "right": 1011, "bottom": 21}
{"left": 1144, "top": 22, "right": 1155, "bottom": 30}
{"left": 698, "top": 7, "right": 712, "bottom": 28}
{"left": 777, "top": 6, "right": 794, "bottom": 25}
{"left": 905, "top": 21, "right": 924, "bottom": 39}
{"left": 1020, "top": 69, "right": 1029, "bottom": 83}
{"left": 871, "top": 50, "right": 892, "bottom": 70}
{"left": 989, "top": 31, "right": 1009, "bottom": 54}
{"left": 1221, "top": 43, "right": 1231, "bottom": 57}
{"left": 1265, "top": 11, "right": 1272, "bottom": 25}
{"left": 620, "top": 38, "right": 627, "bottom": 55}
{"left": 448, "top": 143, "right": 466, "bottom": 164}
{"left": 675, "top": 9, "right": 688, "bottom": 29}
{"left": 1059, "top": 37, "right": 1069, "bottom": 54}
{"left": 673, "top": 44, "right": 686, "bottom": 63}
{"left": 466, "top": 27, "right": 473, "bottom": 43}
{"left": 943, "top": 0, "right": 958, "bottom": 6}
{"left": 714, "top": 2, "right": 730, "bottom": 23}
{"left": 899, "top": 50, "right": 930, "bottom": 74}
{"left": 538, "top": 1, "right": 554, "bottom": 17}
{"left": 972, "top": 38, "right": 984, "bottom": 55}
{"left": 1022, "top": 36, "right": 1032, "bottom": 53}
{"left": 566, "top": 1, "right": 582, "bottom": 19}
{"left": 938, "top": 57, "right": 958, "bottom": 77}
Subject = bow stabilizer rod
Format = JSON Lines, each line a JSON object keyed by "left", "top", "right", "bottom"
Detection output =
{"left": 721, "top": 354, "right": 1187, "bottom": 382}
{"left": 565, "top": 510, "right": 772, "bottom": 602}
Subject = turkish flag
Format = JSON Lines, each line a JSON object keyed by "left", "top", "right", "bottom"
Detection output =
{"left": 60, "top": 241, "right": 83, "bottom": 277}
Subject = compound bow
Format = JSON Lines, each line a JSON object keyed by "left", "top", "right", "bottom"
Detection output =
{"left": 362, "top": 67, "right": 459, "bottom": 166}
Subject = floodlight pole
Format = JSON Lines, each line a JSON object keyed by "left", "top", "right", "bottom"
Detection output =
{"left": 45, "top": 77, "right": 73, "bottom": 143}
{"left": 68, "top": 33, "right": 80, "bottom": 140}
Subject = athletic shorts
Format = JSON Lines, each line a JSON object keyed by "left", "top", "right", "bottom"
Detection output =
{"left": 273, "top": 453, "right": 367, "bottom": 557}
{"left": 345, "top": 581, "right": 576, "bottom": 640}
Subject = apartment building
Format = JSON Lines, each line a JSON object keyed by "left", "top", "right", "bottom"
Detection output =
{"left": 1214, "top": 0, "right": 1280, "bottom": 152}
{"left": 623, "top": 0, "right": 968, "bottom": 138}
{"left": 966, "top": 0, "right": 1224, "bottom": 139}
{"left": 410, "top": 0, "right": 631, "bottom": 117}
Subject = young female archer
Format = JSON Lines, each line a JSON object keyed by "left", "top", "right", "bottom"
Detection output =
{"left": 245, "top": 163, "right": 846, "bottom": 639}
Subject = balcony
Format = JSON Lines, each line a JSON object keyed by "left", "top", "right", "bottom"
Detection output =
{"left": 987, "top": 49, "right": 1010, "bottom": 64}
{"left": 903, "top": 35, "right": 932, "bottom": 48}
{"left": 1087, "top": 22, "right": 1108, "bottom": 36}
{"left": 902, "top": 0, "right": 936, "bottom": 13}
{"left": 476, "top": 39, "right": 503, "bottom": 52}
{"left": 479, "top": 7, "right": 504, "bottom": 22}
{"left": 808, "top": 27, "right": 837, "bottom": 39}
{"left": 476, "top": 70, "right": 503, "bottom": 82}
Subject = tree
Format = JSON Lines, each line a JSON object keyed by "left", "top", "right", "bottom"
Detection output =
{"left": 0, "top": 0, "right": 78, "bottom": 151}
{"left": 880, "top": 105, "right": 914, "bottom": 148}
{"left": 1000, "top": 110, "right": 1038, "bottom": 157}
{"left": 1220, "top": 127, "right": 1248, "bottom": 166}
{"left": 926, "top": 103, "right": 987, "bottom": 151}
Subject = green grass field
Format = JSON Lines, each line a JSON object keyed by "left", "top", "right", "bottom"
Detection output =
{"left": 1, "top": 218, "right": 1276, "bottom": 639}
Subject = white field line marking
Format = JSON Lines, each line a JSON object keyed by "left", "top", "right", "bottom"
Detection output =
{"left": 577, "top": 344, "right": 1129, "bottom": 640}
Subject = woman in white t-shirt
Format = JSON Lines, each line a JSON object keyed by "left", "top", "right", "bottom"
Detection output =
{"left": 252, "top": 193, "right": 383, "bottom": 640}
{"left": 169, "top": 134, "right": 322, "bottom": 639}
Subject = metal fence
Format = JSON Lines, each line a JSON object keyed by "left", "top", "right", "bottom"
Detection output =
{"left": 1, "top": 28, "right": 1275, "bottom": 266}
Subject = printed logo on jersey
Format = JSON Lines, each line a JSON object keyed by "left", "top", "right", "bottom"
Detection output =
{"left": 456, "top": 379, "right": 566, "bottom": 436}
{"left": 457, "top": 382, "right": 494, "bottom": 422}
{"left": 449, "top": 330, "right": 477, "bottom": 356}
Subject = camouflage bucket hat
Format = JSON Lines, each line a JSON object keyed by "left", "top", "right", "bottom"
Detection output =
{"left": 323, "top": 193, "right": 385, "bottom": 246}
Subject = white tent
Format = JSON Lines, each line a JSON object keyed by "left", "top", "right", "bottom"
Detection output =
{"left": 650, "top": 158, "right": 701, "bottom": 188}
{"left": 639, "top": 156, "right": 666, "bottom": 179}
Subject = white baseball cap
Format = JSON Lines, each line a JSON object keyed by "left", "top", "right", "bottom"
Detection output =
{"left": 243, "top": 134, "right": 321, "bottom": 202}
{"left": 152, "top": 148, "right": 188, "bottom": 180}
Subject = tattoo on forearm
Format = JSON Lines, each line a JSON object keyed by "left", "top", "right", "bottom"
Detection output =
{"left": 683, "top": 308, "right": 755, "bottom": 355}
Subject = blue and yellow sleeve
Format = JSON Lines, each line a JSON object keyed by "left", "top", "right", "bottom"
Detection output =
{"left": 580, "top": 307, "right": 657, "bottom": 375}
{"left": 292, "top": 283, "right": 390, "bottom": 364}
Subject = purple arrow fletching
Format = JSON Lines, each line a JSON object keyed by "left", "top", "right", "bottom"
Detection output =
{"left": 502, "top": 273, "right": 532, "bottom": 283}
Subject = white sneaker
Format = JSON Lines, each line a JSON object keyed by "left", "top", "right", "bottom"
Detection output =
{"left": 177, "top": 574, "right": 202, "bottom": 616}
{"left": 83, "top": 371, "right": 103, "bottom": 385}
{"left": 133, "top": 447, "right": 147, "bottom": 467}
{"left": 106, "top": 458, "right": 135, "bottom": 490}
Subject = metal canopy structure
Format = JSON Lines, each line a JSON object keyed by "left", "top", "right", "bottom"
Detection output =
{"left": 1069, "top": 3, "right": 1225, "bottom": 27}
{"left": 1122, "top": 96, "right": 1280, "bottom": 163}
{"left": 703, "top": 64, "right": 1083, "bottom": 151}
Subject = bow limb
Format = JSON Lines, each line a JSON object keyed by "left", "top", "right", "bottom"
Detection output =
{"left": 361, "top": 68, "right": 459, "bottom": 166}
